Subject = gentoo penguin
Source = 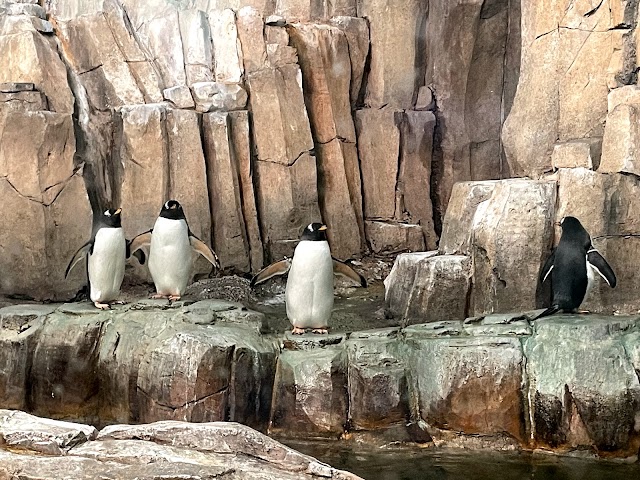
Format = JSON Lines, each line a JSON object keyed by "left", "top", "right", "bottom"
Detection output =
{"left": 129, "top": 200, "right": 219, "bottom": 301}
{"left": 250, "top": 223, "right": 367, "bottom": 334}
{"left": 65, "top": 208, "right": 128, "bottom": 310}
{"left": 539, "top": 216, "right": 616, "bottom": 317}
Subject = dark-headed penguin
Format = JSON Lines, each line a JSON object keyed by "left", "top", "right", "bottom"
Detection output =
{"left": 65, "top": 208, "right": 128, "bottom": 310}
{"left": 539, "top": 216, "right": 616, "bottom": 317}
{"left": 250, "top": 222, "right": 367, "bottom": 334}
{"left": 129, "top": 200, "right": 219, "bottom": 301}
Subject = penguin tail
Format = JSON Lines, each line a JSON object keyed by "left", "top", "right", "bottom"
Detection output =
{"left": 536, "top": 305, "right": 560, "bottom": 319}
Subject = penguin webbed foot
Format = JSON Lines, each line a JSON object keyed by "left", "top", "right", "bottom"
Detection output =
{"left": 291, "top": 327, "right": 306, "bottom": 335}
{"left": 151, "top": 293, "right": 170, "bottom": 300}
{"left": 94, "top": 301, "right": 111, "bottom": 310}
{"left": 576, "top": 309, "right": 591, "bottom": 314}
{"left": 311, "top": 328, "right": 329, "bottom": 334}
{"left": 168, "top": 295, "right": 181, "bottom": 302}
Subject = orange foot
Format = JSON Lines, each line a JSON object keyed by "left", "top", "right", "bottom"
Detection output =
{"left": 168, "top": 295, "right": 181, "bottom": 302}
{"left": 151, "top": 294, "right": 170, "bottom": 300}
{"left": 94, "top": 301, "right": 110, "bottom": 310}
{"left": 311, "top": 328, "right": 329, "bottom": 334}
{"left": 291, "top": 327, "right": 306, "bottom": 335}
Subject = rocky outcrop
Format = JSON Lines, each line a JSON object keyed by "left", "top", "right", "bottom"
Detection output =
{"left": 0, "top": 410, "right": 361, "bottom": 479}
{"left": 2, "top": 300, "right": 639, "bottom": 458}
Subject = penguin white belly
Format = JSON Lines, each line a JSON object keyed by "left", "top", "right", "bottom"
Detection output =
{"left": 88, "top": 228, "right": 126, "bottom": 303}
{"left": 285, "top": 240, "right": 334, "bottom": 329}
{"left": 148, "top": 217, "right": 192, "bottom": 296}
{"left": 585, "top": 258, "right": 596, "bottom": 300}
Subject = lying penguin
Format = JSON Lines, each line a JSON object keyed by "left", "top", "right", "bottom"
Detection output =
{"left": 250, "top": 222, "right": 367, "bottom": 334}
{"left": 66, "top": 208, "right": 130, "bottom": 310}
{"left": 129, "top": 200, "right": 219, "bottom": 301}
{"left": 539, "top": 216, "right": 616, "bottom": 317}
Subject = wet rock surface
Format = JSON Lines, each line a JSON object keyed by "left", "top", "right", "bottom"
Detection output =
{"left": 0, "top": 289, "right": 638, "bottom": 460}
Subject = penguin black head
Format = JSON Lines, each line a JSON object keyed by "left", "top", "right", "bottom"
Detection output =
{"left": 159, "top": 200, "right": 186, "bottom": 221}
{"left": 559, "top": 216, "right": 591, "bottom": 249}
{"left": 301, "top": 222, "right": 328, "bottom": 241}
{"left": 100, "top": 208, "right": 122, "bottom": 228}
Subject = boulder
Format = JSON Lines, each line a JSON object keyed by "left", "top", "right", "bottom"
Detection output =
{"left": 552, "top": 139, "right": 601, "bottom": 170}
{"left": 346, "top": 329, "right": 409, "bottom": 431}
{"left": 270, "top": 346, "right": 348, "bottom": 437}
{"left": 384, "top": 252, "right": 471, "bottom": 325}
{"left": 365, "top": 221, "right": 425, "bottom": 254}
{"left": 162, "top": 85, "right": 195, "bottom": 108}
{"left": 471, "top": 180, "right": 556, "bottom": 315}
{"left": 525, "top": 315, "right": 640, "bottom": 452}
{"left": 407, "top": 335, "right": 525, "bottom": 443}
{"left": 0, "top": 111, "right": 91, "bottom": 301}
{"left": 439, "top": 181, "right": 497, "bottom": 255}
{"left": 236, "top": 6, "right": 268, "bottom": 74}
{"left": 328, "top": 16, "right": 369, "bottom": 107}
{"left": 191, "top": 82, "right": 248, "bottom": 112}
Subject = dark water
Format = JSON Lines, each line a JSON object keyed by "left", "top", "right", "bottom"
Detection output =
{"left": 286, "top": 441, "right": 640, "bottom": 480}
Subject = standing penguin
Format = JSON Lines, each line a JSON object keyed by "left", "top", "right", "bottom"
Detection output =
{"left": 129, "top": 200, "right": 219, "bottom": 301}
{"left": 65, "top": 208, "right": 128, "bottom": 310}
{"left": 539, "top": 216, "right": 616, "bottom": 316}
{"left": 250, "top": 223, "right": 367, "bottom": 334}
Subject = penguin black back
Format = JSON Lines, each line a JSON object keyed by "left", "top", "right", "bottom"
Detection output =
{"left": 539, "top": 216, "right": 616, "bottom": 316}
{"left": 300, "top": 223, "right": 327, "bottom": 242}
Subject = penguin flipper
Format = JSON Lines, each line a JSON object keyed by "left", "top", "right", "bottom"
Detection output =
{"left": 540, "top": 249, "right": 556, "bottom": 283}
{"left": 332, "top": 258, "right": 367, "bottom": 287}
{"left": 189, "top": 235, "right": 220, "bottom": 269}
{"left": 65, "top": 241, "right": 91, "bottom": 279}
{"left": 129, "top": 231, "right": 152, "bottom": 256}
{"left": 250, "top": 259, "right": 291, "bottom": 288}
{"left": 587, "top": 249, "right": 617, "bottom": 287}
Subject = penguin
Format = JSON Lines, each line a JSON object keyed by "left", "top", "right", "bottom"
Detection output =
{"left": 539, "top": 216, "right": 616, "bottom": 317}
{"left": 129, "top": 200, "right": 219, "bottom": 301}
{"left": 65, "top": 208, "right": 129, "bottom": 310}
{"left": 250, "top": 223, "right": 367, "bottom": 334}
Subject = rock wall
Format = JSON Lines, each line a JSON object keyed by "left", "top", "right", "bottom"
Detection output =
{"left": 0, "top": 0, "right": 521, "bottom": 299}
{"left": 1, "top": 301, "right": 639, "bottom": 459}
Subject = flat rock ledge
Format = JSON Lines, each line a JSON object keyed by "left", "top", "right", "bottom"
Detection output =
{"left": 0, "top": 300, "right": 639, "bottom": 460}
{"left": 0, "top": 410, "right": 360, "bottom": 480}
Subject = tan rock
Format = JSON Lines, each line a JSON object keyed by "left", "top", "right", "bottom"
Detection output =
{"left": 210, "top": 8, "right": 244, "bottom": 84}
{"left": 503, "top": 0, "right": 626, "bottom": 178}
{"left": 265, "top": 25, "right": 289, "bottom": 45}
{"left": 254, "top": 153, "right": 321, "bottom": 261}
{"left": 179, "top": 9, "right": 214, "bottom": 85}
{"left": 289, "top": 23, "right": 363, "bottom": 258}
{"left": 165, "top": 109, "right": 211, "bottom": 247}
{"left": 191, "top": 81, "right": 248, "bottom": 112}
{"left": 552, "top": 139, "right": 601, "bottom": 170}
{"left": 439, "top": 181, "right": 498, "bottom": 256}
{"left": 599, "top": 104, "right": 640, "bottom": 176}
{"left": 0, "top": 90, "right": 47, "bottom": 112}
{"left": 115, "top": 104, "right": 167, "bottom": 238}
{"left": 471, "top": 180, "right": 556, "bottom": 315}
{"left": 266, "top": 43, "right": 298, "bottom": 67}
{"left": 329, "top": 16, "right": 369, "bottom": 107}
{"left": 365, "top": 221, "right": 425, "bottom": 255}
{"left": 203, "top": 112, "right": 250, "bottom": 272}
{"left": 228, "top": 111, "right": 264, "bottom": 272}
{"left": 391, "top": 254, "right": 471, "bottom": 325}
{"left": 415, "top": 86, "right": 434, "bottom": 111}
{"left": 0, "top": 30, "right": 74, "bottom": 114}
{"left": 355, "top": 107, "right": 399, "bottom": 219}
{"left": 397, "top": 110, "right": 437, "bottom": 249}
{"left": 7, "top": 2, "right": 45, "bottom": 18}
{"left": 236, "top": 6, "right": 268, "bottom": 74}
{"left": 0, "top": 111, "right": 91, "bottom": 300}
{"left": 162, "top": 85, "right": 195, "bottom": 109}
{"left": 357, "top": 0, "right": 427, "bottom": 108}
{"left": 608, "top": 85, "right": 640, "bottom": 112}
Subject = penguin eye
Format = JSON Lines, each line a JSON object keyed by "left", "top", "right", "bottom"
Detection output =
{"left": 104, "top": 210, "right": 111, "bottom": 217}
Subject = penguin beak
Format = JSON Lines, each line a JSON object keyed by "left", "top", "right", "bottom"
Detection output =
{"left": 318, "top": 225, "right": 328, "bottom": 231}
{"left": 115, "top": 208, "right": 122, "bottom": 215}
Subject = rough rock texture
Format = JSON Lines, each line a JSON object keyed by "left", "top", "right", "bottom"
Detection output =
{"left": 0, "top": 411, "right": 361, "bottom": 479}
{"left": 1, "top": 300, "right": 640, "bottom": 458}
